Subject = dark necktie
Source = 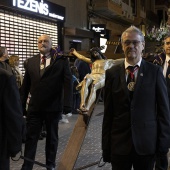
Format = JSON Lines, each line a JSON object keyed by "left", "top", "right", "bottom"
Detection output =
{"left": 127, "top": 65, "right": 139, "bottom": 100}
{"left": 41, "top": 55, "right": 46, "bottom": 65}
{"left": 40, "top": 55, "right": 46, "bottom": 76}
{"left": 166, "top": 60, "right": 170, "bottom": 81}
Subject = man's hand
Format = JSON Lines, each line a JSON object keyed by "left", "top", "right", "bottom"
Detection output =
{"left": 69, "top": 48, "right": 76, "bottom": 55}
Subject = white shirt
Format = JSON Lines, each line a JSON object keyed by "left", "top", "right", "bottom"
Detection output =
{"left": 163, "top": 55, "right": 170, "bottom": 77}
{"left": 40, "top": 53, "right": 51, "bottom": 68}
{"left": 124, "top": 58, "right": 142, "bottom": 82}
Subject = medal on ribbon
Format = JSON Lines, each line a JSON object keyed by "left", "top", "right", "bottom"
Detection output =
{"left": 127, "top": 82, "right": 135, "bottom": 91}
{"left": 127, "top": 65, "right": 139, "bottom": 91}
{"left": 40, "top": 64, "right": 44, "bottom": 69}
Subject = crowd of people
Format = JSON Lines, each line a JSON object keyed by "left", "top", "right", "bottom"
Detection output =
{"left": 1, "top": 25, "right": 170, "bottom": 170}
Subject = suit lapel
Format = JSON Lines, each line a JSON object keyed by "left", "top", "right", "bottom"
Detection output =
{"left": 119, "top": 63, "right": 130, "bottom": 99}
{"left": 41, "top": 55, "right": 61, "bottom": 78}
{"left": 32, "top": 54, "right": 41, "bottom": 78}
{"left": 133, "top": 59, "right": 145, "bottom": 99}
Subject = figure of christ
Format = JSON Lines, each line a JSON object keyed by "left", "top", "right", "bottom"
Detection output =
{"left": 70, "top": 47, "right": 124, "bottom": 114}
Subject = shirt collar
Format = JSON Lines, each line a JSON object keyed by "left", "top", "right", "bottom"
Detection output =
{"left": 165, "top": 54, "right": 170, "bottom": 63}
{"left": 40, "top": 52, "right": 50, "bottom": 58}
{"left": 124, "top": 58, "right": 142, "bottom": 69}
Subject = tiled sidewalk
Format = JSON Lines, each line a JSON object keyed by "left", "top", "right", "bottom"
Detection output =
{"left": 10, "top": 102, "right": 170, "bottom": 170}
{"left": 10, "top": 102, "right": 112, "bottom": 170}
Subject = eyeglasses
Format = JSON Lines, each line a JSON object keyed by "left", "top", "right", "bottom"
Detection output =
{"left": 122, "top": 40, "right": 142, "bottom": 46}
{"left": 164, "top": 42, "right": 170, "bottom": 45}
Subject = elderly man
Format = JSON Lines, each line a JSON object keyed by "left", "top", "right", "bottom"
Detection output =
{"left": 20, "top": 34, "right": 73, "bottom": 170}
{"left": 102, "top": 26, "right": 170, "bottom": 170}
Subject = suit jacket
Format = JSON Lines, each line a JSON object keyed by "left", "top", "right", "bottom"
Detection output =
{"left": 153, "top": 52, "right": 170, "bottom": 108}
{"left": 0, "top": 68, "right": 23, "bottom": 159}
{"left": 102, "top": 59, "right": 170, "bottom": 157}
{"left": 0, "top": 61, "right": 13, "bottom": 74}
{"left": 20, "top": 53, "right": 73, "bottom": 113}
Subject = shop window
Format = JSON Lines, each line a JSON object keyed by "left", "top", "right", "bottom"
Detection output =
{"left": 0, "top": 9, "right": 58, "bottom": 75}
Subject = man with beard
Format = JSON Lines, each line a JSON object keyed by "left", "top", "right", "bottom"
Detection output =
{"left": 153, "top": 34, "right": 170, "bottom": 170}
{"left": 20, "top": 34, "right": 73, "bottom": 170}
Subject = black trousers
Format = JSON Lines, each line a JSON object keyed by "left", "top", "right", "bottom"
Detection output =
{"left": 155, "top": 152, "right": 168, "bottom": 170}
{"left": 72, "top": 93, "right": 80, "bottom": 114}
{"left": 0, "top": 159, "right": 9, "bottom": 170}
{"left": 111, "top": 146, "right": 155, "bottom": 170}
{"left": 21, "top": 111, "right": 61, "bottom": 170}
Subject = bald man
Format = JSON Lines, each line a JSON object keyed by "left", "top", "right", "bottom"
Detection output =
{"left": 20, "top": 35, "right": 73, "bottom": 170}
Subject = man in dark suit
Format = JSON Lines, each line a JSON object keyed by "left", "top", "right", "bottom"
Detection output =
{"left": 102, "top": 26, "right": 170, "bottom": 170}
{"left": 0, "top": 68, "right": 23, "bottom": 170}
{"left": 20, "top": 34, "right": 73, "bottom": 170}
{"left": 153, "top": 34, "right": 170, "bottom": 170}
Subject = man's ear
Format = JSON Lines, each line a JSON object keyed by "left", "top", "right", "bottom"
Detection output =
{"left": 121, "top": 42, "right": 125, "bottom": 52}
{"left": 142, "top": 42, "right": 145, "bottom": 50}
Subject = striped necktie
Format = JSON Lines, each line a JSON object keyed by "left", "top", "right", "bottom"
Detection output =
{"left": 40, "top": 55, "right": 46, "bottom": 76}
{"left": 127, "top": 65, "right": 139, "bottom": 100}
{"left": 41, "top": 55, "right": 46, "bottom": 65}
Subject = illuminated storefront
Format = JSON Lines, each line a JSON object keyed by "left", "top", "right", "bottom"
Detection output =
{"left": 0, "top": 0, "right": 65, "bottom": 74}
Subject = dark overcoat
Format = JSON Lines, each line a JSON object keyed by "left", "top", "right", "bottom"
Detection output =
{"left": 0, "top": 68, "right": 23, "bottom": 159}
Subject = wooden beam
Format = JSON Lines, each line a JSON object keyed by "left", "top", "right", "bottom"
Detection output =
{"left": 57, "top": 90, "right": 101, "bottom": 170}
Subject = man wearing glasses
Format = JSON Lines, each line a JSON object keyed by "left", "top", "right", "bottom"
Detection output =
{"left": 153, "top": 34, "right": 170, "bottom": 170}
{"left": 102, "top": 26, "right": 170, "bottom": 170}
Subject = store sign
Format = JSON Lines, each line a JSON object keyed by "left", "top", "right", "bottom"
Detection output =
{"left": 13, "top": 0, "right": 48, "bottom": 15}
{"left": 1, "top": 0, "right": 65, "bottom": 21}
{"left": 12, "top": 0, "right": 64, "bottom": 20}
{"left": 91, "top": 24, "right": 106, "bottom": 34}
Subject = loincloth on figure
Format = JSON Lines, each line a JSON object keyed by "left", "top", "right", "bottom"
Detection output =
{"left": 76, "top": 73, "right": 105, "bottom": 90}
